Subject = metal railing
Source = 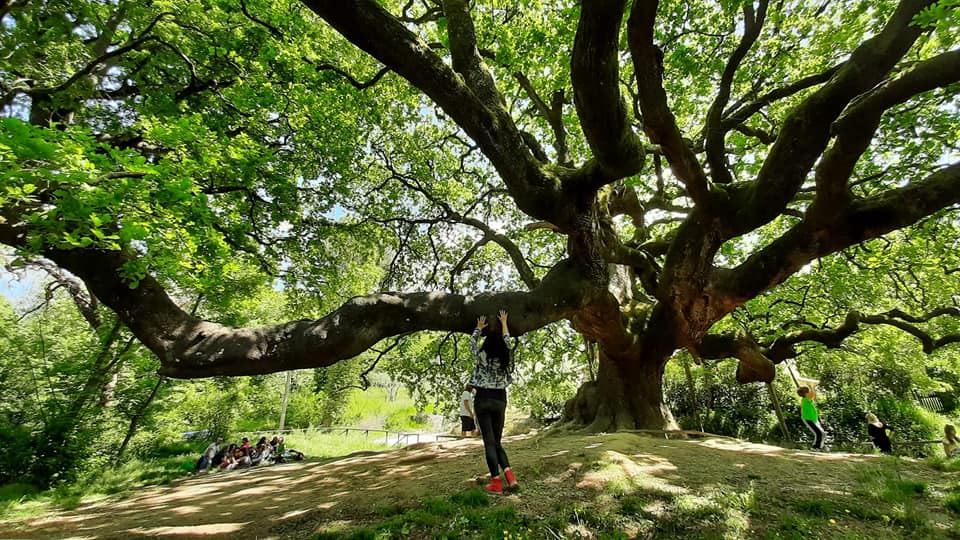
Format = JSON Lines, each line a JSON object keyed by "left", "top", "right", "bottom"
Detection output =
{"left": 237, "top": 426, "right": 463, "bottom": 447}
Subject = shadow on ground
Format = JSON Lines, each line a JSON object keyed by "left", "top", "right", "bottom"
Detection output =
{"left": 3, "top": 432, "right": 955, "bottom": 539}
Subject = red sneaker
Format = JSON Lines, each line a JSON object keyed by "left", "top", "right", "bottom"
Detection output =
{"left": 485, "top": 476, "right": 503, "bottom": 494}
{"left": 504, "top": 469, "right": 519, "bottom": 492}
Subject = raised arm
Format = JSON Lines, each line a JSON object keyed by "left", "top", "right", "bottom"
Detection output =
{"left": 498, "top": 309, "right": 510, "bottom": 339}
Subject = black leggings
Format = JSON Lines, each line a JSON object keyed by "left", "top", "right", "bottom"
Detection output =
{"left": 475, "top": 395, "right": 510, "bottom": 477}
{"left": 804, "top": 419, "right": 824, "bottom": 449}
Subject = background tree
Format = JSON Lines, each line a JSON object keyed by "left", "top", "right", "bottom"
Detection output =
{"left": 1, "top": 0, "right": 958, "bottom": 432}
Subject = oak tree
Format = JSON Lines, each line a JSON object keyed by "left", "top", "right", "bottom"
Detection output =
{"left": 2, "top": 0, "right": 958, "bottom": 430}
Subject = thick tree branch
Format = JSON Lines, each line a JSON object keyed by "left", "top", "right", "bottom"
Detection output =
{"left": 442, "top": 0, "right": 504, "bottom": 108}
{"left": 809, "top": 49, "right": 960, "bottom": 222}
{"left": 39, "top": 244, "right": 594, "bottom": 377}
{"left": 627, "top": 0, "right": 710, "bottom": 207}
{"left": 302, "top": 1, "right": 574, "bottom": 229}
{"left": 695, "top": 303, "right": 960, "bottom": 385}
{"left": 696, "top": 332, "right": 775, "bottom": 383}
{"left": 761, "top": 307, "right": 960, "bottom": 362}
{"left": 514, "top": 73, "right": 569, "bottom": 166}
{"left": 703, "top": 0, "right": 768, "bottom": 185}
{"left": 746, "top": 0, "right": 936, "bottom": 233}
{"left": 571, "top": 0, "right": 646, "bottom": 183}
{"left": 696, "top": 304, "right": 960, "bottom": 383}
{"left": 605, "top": 243, "right": 660, "bottom": 297}
{"left": 719, "top": 161, "right": 960, "bottom": 305}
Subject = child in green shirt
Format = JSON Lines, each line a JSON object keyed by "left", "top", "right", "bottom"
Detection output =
{"left": 798, "top": 386, "right": 825, "bottom": 450}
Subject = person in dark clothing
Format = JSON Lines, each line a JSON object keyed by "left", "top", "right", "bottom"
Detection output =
{"left": 866, "top": 413, "right": 893, "bottom": 454}
{"left": 211, "top": 443, "right": 231, "bottom": 468}
{"left": 469, "top": 309, "right": 519, "bottom": 494}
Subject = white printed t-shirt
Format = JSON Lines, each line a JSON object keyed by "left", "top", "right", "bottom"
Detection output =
{"left": 459, "top": 390, "right": 474, "bottom": 417}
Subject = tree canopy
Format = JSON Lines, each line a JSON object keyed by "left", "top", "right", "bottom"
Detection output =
{"left": 2, "top": 0, "right": 958, "bottom": 430}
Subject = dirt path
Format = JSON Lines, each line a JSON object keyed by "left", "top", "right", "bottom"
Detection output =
{"left": 3, "top": 432, "right": 954, "bottom": 539}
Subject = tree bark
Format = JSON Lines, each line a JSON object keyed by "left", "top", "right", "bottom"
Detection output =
{"left": 278, "top": 370, "right": 292, "bottom": 431}
{"left": 565, "top": 348, "right": 678, "bottom": 431}
{"left": 115, "top": 376, "right": 166, "bottom": 465}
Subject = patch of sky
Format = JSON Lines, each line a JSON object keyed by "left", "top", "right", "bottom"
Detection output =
{"left": 72, "top": 23, "right": 98, "bottom": 41}
{"left": 0, "top": 254, "right": 44, "bottom": 306}
{"left": 2, "top": 93, "right": 30, "bottom": 120}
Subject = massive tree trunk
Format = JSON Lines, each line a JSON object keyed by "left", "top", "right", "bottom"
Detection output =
{"left": 564, "top": 291, "right": 684, "bottom": 431}
{"left": 565, "top": 348, "right": 677, "bottom": 431}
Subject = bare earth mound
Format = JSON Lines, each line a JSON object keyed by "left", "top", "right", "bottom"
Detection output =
{"left": 4, "top": 431, "right": 957, "bottom": 539}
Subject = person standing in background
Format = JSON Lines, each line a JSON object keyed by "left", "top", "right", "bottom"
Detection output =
{"left": 459, "top": 384, "right": 479, "bottom": 437}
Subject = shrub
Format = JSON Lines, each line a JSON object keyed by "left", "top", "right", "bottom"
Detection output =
{"left": 945, "top": 492, "right": 960, "bottom": 515}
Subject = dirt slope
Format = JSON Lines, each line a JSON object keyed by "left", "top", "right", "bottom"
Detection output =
{"left": 3, "top": 431, "right": 956, "bottom": 539}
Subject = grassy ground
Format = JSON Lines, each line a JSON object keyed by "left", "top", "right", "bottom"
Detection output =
{"left": 2, "top": 430, "right": 957, "bottom": 539}
{"left": 311, "top": 432, "right": 960, "bottom": 540}
{"left": 0, "top": 431, "right": 390, "bottom": 523}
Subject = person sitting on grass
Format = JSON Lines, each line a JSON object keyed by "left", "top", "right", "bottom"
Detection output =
{"left": 271, "top": 437, "right": 286, "bottom": 463}
{"left": 251, "top": 439, "right": 273, "bottom": 466}
{"left": 283, "top": 447, "right": 305, "bottom": 461}
{"left": 274, "top": 438, "right": 305, "bottom": 461}
{"left": 233, "top": 445, "right": 251, "bottom": 468}
{"left": 211, "top": 443, "right": 229, "bottom": 469}
{"left": 219, "top": 445, "right": 238, "bottom": 471}
{"left": 195, "top": 437, "right": 222, "bottom": 473}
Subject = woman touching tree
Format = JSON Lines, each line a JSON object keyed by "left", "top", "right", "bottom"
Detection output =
{"left": 469, "top": 310, "right": 519, "bottom": 494}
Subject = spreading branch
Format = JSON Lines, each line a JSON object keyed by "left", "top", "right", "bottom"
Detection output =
{"left": 763, "top": 307, "right": 960, "bottom": 361}
{"left": 302, "top": 0, "right": 575, "bottom": 229}
{"left": 699, "top": 304, "right": 960, "bottom": 385}
{"left": 627, "top": 0, "right": 710, "bottom": 208}
{"left": 809, "top": 49, "right": 960, "bottom": 221}
{"left": 703, "top": 0, "right": 768, "bottom": 185}
{"left": 571, "top": 0, "right": 645, "bottom": 183}
{"left": 442, "top": 0, "right": 504, "bottom": 108}
{"left": 719, "top": 161, "right": 960, "bottom": 305}
{"left": 25, "top": 236, "right": 595, "bottom": 377}
{"left": 514, "top": 72, "right": 570, "bottom": 166}
{"left": 745, "top": 0, "right": 936, "bottom": 234}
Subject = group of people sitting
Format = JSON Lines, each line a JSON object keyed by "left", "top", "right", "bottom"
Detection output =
{"left": 195, "top": 435, "right": 305, "bottom": 472}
